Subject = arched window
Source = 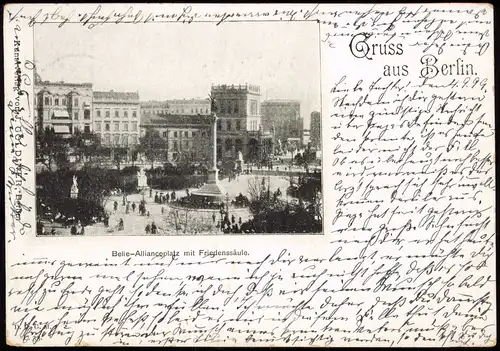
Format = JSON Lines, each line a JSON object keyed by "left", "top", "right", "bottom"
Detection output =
{"left": 225, "top": 139, "right": 233, "bottom": 151}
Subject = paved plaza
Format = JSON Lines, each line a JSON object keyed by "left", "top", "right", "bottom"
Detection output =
{"left": 43, "top": 174, "right": 292, "bottom": 236}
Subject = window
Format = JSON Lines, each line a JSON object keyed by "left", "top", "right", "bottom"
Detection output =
{"left": 132, "top": 111, "right": 137, "bottom": 118}
{"left": 184, "top": 140, "right": 188, "bottom": 148}
{"left": 44, "top": 97, "right": 49, "bottom": 105}
{"left": 55, "top": 98, "right": 59, "bottom": 106}
{"left": 174, "top": 141, "right": 178, "bottom": 150}
{"left": 250, "top": 100, "right": 257, "bottom": 115}
{"left": 49, "top": 97, "right": 53, "bottom": 105}
{"left": 105, "top": 123, "right": 110, "bottom": 131}
{"left": 105, "top": 110, "right": 110, "bottom": 118}
{"left": 84, "top": 110, "right": 90, "bottom": 120}
{"left": 184, "top": 131, "right": 188, "bottom": 138}
{"left": 122, "top": 135, "right": 128, "bottom": 146}
{"left": 234, "top": 101, "right": 239, "bottom": 113}
{"left": 123, "top": 123, "right": 128, "bottom": 131}
{"left": 62, "top": 98, "right": 67, "bottom": 106}
{"left": 131, "top": 135, "right": 137, "bottom": 144}
{"left": 163, "top": 131, "right": 168, "bottom": 137}
{"left": 236, "top": 120, "right": 241, "bottom": 131}
{"left": 217, "top": 120, "right": 222, "bottom": 130}
{"left": 195, "top": 108, "right": 198, "bottom": 113}
{"left": 96, "top": 110, "right": 101, "bottom": 118}
{"left": 191, "top": 109, "right": 194, "bottom": 113}
{"left": 104, "top": 134, "right": 110, "bottom": 144}
{"left": 115, "top": 110, "right": 119, "bottom": 118}
{"left": 124, "top": 111, "right": 128, "bottom": 118}
{"left": 74, "top": 112, "right": 79, "bottom": 120}
{"left": 132, "top": 122, "right": 137, "bottom": 131}
{"left": 113, "top": 134, "right": 120, "bottom": 145}
{"left": 174, "top": 131, "right": 178, "bottom": 138}
{"left": 74, "top": 98, "right": 79, "bottom": 106}
{"left": 84, "top": 124, "right": 90, "bottom": 133}
{"left": 114, "top": 123, "right": 119, "bottom": 131}
{"left": 225, "top": 139, "right": 233, "bottom": 151}
{"left": 227, "top": 121, "right": 232, "bottom": 131}
{"left": 206, "top": 108, "right": 209, "bottom": 113}
{"left": 95, "top": 123, "right": 101, "bottom": 131}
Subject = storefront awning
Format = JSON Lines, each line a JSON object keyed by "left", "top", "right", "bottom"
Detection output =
{"left": 52, "top": 110, "right": 70, "bottom": 119}
{"left": 53, "top": 125, "right": 71, "bottom": 134}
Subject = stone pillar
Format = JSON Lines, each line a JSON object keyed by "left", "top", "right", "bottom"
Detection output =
{"left": 207, "top": 113, "right": 219, "bottom": 184}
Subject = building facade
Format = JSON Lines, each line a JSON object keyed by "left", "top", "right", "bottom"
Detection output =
{"left": 140, "top": 114, "right": 212, "bottom": 163}
{"left": 210, "top": 84, "right": 262, "bottom": 161}
{"left": 310, "top": 111, "right": 321, "bottom": 149}
{"left": 93, "top": 91, "right": 141, "bottom": 148}
{"left": 261, "top": 100, "right": 303, "bottom": 142}
{"left": 35, "top": 80, "right": 93, "bottom": 137}
{"left": 140, "top": 98, "right": 211, "bottom": 116}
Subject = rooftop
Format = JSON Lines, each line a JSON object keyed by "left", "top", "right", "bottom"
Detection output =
{"left": 93, "top": 91, "right": 140, "bottom": 101}
{"left": 262, "top": 99, "right": 301, "bottom": 104}
{"left": 211, "top": 84, "right": 261, "bottom": 94}
{"left": 141, "top": 113, "right": 212, "bottom": 126}
{"left": 36, "top": 80, "right": 93, "bottom": 88}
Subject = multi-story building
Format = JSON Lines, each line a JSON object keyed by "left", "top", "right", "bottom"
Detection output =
{"left": 92, "top": 91, "right": 141, "bottom": 148}
{"left": 210, "top": 83, "right": 262, "bottom": 160}
{"left": 140, "top": 98, "right": 211, "bottom": 116}
{"left": 140, "top": 113, "right": 212, "bottom": 163}
{"left": 34, "top": 80, "right": 93, "bottom": 137}
{"left": 302, "top": 129, "right": 311, "bottom": 146}
{"left": 310, "top": 111, "right": 321, "bottom": 149}
{"left": 261, "top": 100, "right": 303, "bottom": 142}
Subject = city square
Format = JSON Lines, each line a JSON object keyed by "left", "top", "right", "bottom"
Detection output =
{"left": 34, "top": 22, "right": 322, "bottom": 236}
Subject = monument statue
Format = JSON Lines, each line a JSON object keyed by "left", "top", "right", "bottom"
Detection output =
{"left": 237, "top": 151, "right": 244, "bottom": 162}
{"left": 70, "top": 175, "right": 79, "bottom": 199}
{"left": 137, "top": 168, "right": 148, "bottom": 188}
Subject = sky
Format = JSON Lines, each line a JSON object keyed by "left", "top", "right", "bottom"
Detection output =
{"left": 35, "top": 22, "right": 321, "bottom": 127}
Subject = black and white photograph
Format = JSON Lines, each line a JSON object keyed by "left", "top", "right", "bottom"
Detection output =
{"left": 34, "top": 22, "right": 323, "bottom": 236}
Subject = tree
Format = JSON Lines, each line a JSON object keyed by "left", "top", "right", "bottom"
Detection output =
{"left": 70, "top": 130, "right": 103, "bottom": 168}
{"left": 138, "top": 128, "right": 168, "bottom": 169}
{"left": 111, "top": 147, "right": 128, "bottom": 170}
{"left": 36, "top": 127, "right": 69, "bottom": 171}
{"left": 286, "top": 140, "right": 298, "bottom": 165}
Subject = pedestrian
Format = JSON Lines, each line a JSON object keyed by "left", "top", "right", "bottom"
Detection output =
{"left": 151, "top": 222, "right": 157, "bottom": 234}
{"left": 147, "top": 211, "right": 150, "bottom": 217}
{"left": 166, "top": 193, "right": 170, "bottom": 203}
{"left": 125, "top": 202, "right": 130, "bottom": 214}
{"left": 231, "top": 215, "right": 235, "bottom": 224}
{"left": 70, "top": 225, "right": 77, "bottom": 235}
{"left": 154, "top": 194, "right": 159, "bottom": 203}
{"left": 171, "top": 191, "right": 176, "bottom": 201}
{"left": 132, "top": 202, "right": 136, "bottom": 213}
{"left": 238, "top": 217, "right": 242, "bottom": 225}
{"left": 149, "top": 188, "right": 152, "bottom": 198}
{"left": 212, "top": 213, "right": 216, "bottom": 223}
{"left": 119, "top": 218, "right": 124, "bottom": 231}
{"left": 161, "top": 206, "right": 164, "bottom": 214}
{"left": 81, "top": 225, "right": 85, "bottom": 235}
{"left": 113, "top": 201, "right": 118, "bottom": 211}
{"left": 145, "top": 223, "right": 151, "bottom": 234}
{"left": 122, "top": 195, "right": 126, "bottom": 207}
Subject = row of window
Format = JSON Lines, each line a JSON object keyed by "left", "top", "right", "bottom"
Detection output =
{"left": 73, "top": 110, "right": 91, "bottom": 120}
{"left": 218, "top": 100, "right": 240, "bottom": 114}
{"left": 96, "top": 109, "right": 138, "bottom": 118}
{"left": 217, "top": 119, "right": 242, "bottom": 131}
{"left": 102, "top": 134, "right": 138, "bottom": 146}
{"left": 96, "top": 122, "right": 138, "bottom": 132}
{"left": 147, "top": 108, "right": 209, "bottom": 115}
{"left": 41, "top": 96, "right": 79, "bottom": 107}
